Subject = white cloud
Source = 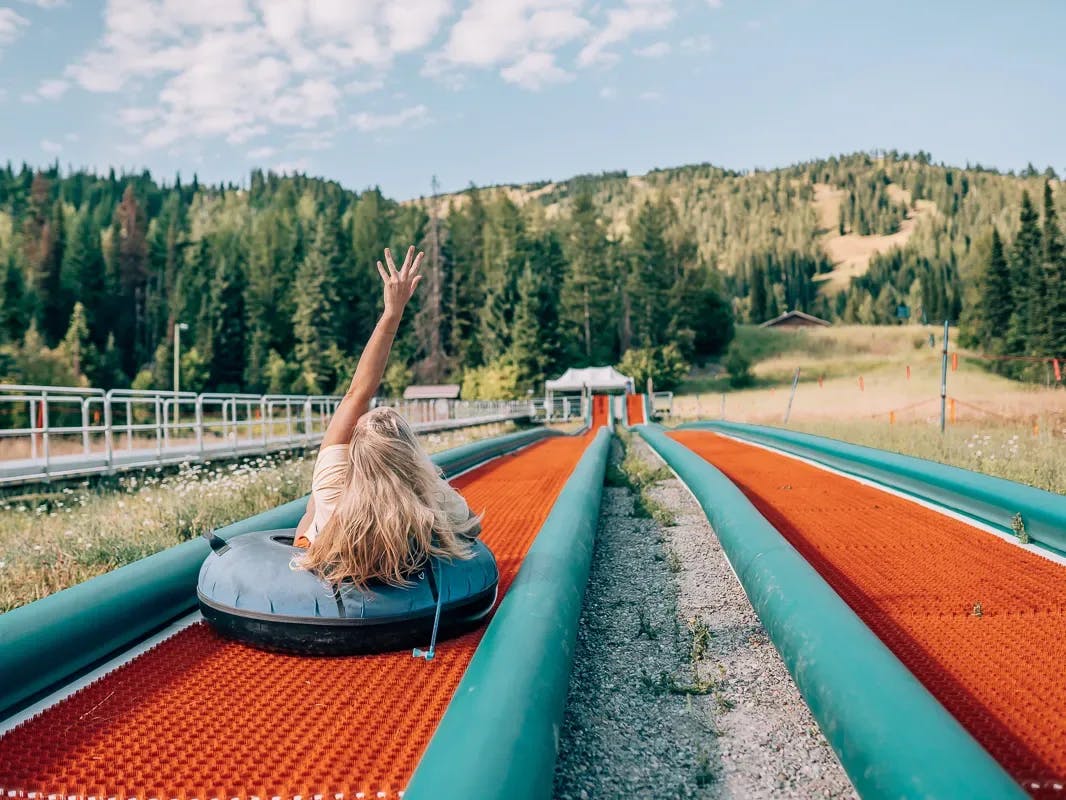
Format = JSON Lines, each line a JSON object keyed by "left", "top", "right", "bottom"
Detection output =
{"left": 599, "top": 86, "right": 616, "bottom": 99}
{"left": 578, "top": 0, "right": 675, "bottom": 67}
{"left": 17, "top": 0, "right": 69, "bottom": 7}
{"left": 639, "top": 89, "right": 661, "bottom": 101}
{"left": 36, "top": 78, "right": 69, "bottom": 99}
{"left": 680, "top": 34, "right": 712, "bottom": 53}
{"left": 64, "top": 131, "right": 79, "bottom": 142}
{"left": 40, "top": 138, "right": 62, "bottom": 153}
{"left": 706, "top": 0, "right": 722, "bottom": 8}
{"left": 348, "top": 77, "right": 386, "bottom": 95}
{"left": 429, "top": 0, "right": 588, "bottom": 88}
{"left": 351, "top": 104, "right": 430, "bottom": 132}
{"left": 273, "top": 157, "right": 311, "bottom": 174}
{"left": 247, "top": 145, "right": 277, "bottom": 159}
{"left": 65, "top": 0, "right": 452, "bottom": 149}
{"left": 500, "top": 51, "right": 572, "bottom": 89}
{"left": 634, "top": 40, "right": 669, "bottom": 58}
{"left": 0, "top": 8, "right": 29, "bottom": 49}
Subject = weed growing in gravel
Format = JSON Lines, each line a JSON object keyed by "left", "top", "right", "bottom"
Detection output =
{"left": 694, "top": 749, "right": 718, "bottom": 787}
{"left": 636, "top": 604, "right": 660, "bottom": 640}
{"left": 640, "top": 669, "right": 716, "bottom": 696}
{"left": 689, "top": 617, "right": 712, "bottom": 663}
{"left": 665, "top": 549, "right": 683, "bottom": 573}
{"left": 1011, "top": 513, "right": 1030, "bottom": 544}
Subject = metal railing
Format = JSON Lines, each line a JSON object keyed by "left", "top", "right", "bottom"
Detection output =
{"left": 530, "top": 396, "right": 586, "bottom": 422}
{"left": 0, "top": 384, "right": 530, "bottom": 486}
{"left": 652, "top": 391, "right": 674, "bottom": 415}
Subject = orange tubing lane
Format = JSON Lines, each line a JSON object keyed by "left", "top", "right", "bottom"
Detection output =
{"left": 671, "top": 430, "right": 1066, "bottom": 798}
{"left": 0, "top": 421, "right": 604, "bottom": 800}
{"left": 625, "top": 393, "right": 645, "bottom": 426}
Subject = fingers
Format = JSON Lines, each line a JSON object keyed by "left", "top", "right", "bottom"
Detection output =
{"left": 384, "top": 247, "right": 398, "bottom": 277}
{"left": 376, "top": 260, "right": 389, "bottom": 283}
{"left": 410, "top": 274, "right": 423, "bottom": 294}
{"left": 409, "top": 251, "right": 424, "bottom": 277}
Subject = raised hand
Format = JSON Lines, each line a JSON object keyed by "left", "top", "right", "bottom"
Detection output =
{"left": 377, "top": 246, "right": 424, "bottom": 316}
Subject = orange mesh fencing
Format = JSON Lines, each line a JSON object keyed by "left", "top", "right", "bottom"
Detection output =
{"left": 0, "top": 430, "right": 596, "bottom": 800}
{"left": 625, "top": 394, "right": 645, "bottom": 426}
{"left": 672, "top": 431, "right": 1066, "bottom": 798}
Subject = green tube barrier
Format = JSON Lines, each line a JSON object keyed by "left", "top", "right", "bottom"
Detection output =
{"left": 683, "top": 420, "right": 1066, "bottom": 554}
{"left": 637, "top": 425, "right": 1025, "bottom": 800}
{"left": 406, "top": 427, "right": 611, "bottom": 800}
{"left": 0, "top": 426, "right": 555, "bottom": 721}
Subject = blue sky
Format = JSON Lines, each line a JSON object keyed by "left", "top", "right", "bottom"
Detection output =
{"left": 0, "top": 0, "right": 1062, "bottom": 199}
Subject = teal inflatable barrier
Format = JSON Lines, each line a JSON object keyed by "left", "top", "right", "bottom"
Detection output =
{"left": 0, "top": 426, "right": 555, "bottom": 720}
{"left": 684, "top": 420, "right": 1066, "bottom": 554}
{"left": 406, "top": 427, "right": 611, "bottom": 800}
{"left": 637, "top": 424, "right": 1025, "bottom": 800}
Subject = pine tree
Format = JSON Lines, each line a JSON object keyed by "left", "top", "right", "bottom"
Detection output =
{"left": 1040, "top": 181, "right": 1066, "bottom": 358}
{"left": 478, "top": 196, "right": 524, "bottom": 362}
{"left": 978, "top": 228, "right": 1012, "bottom": 351}
{"left": 560, "top": 192, "right": 618, "bottom": 365}
{"left": 293, "top": 217, "right": 341, "bottom": 394}
{"left": 1007, "top": 191, "right": 1042, "bottom": 357}
{"left": 60, "top": 301, "right": 95, "bottom": 381}
{"left": 625, "top": 195, "right": 676, "bottom": 349}
{"left": 0, "top": 254, "right": 29, "bottom": 345}
{"left": 65, "top": 210, "right": 107, "bottom": 348}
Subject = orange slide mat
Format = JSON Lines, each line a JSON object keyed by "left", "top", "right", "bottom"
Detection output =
{"left": 672, "top": 431, "right": 1066, "bottom": 797}
{"left": 625, "top": 393, "right": 645, "bottom": 426}
{"left": 0, "top": 423, "right": 603, "bottom": 799}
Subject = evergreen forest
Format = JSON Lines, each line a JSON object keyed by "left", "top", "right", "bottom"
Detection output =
{"left": 0, "top": 150, "right": 1062, "bottom": 397}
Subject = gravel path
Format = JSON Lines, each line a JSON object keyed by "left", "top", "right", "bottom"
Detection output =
{"left": 553, "top": 434, "right": 857, "bottom": 799}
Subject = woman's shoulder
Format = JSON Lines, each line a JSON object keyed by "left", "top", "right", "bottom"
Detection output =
{"left": 313, "top": 443, "right": 349, "bottom": 488}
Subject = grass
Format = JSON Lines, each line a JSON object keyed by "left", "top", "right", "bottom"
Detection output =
{"left": 639, "top": 669, "right": 716, "bottom": 697}
{"left": 669, "top": 324, "right": 1066, "bottom": 494}
{"left": 0, "top": 422, "right": 518, "bottom": 613}
{"left": 791, "top": 421, "right": 1066, "bottom": 494}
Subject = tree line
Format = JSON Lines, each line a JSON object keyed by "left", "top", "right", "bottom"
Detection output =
{"left": 0, "top": 165, "right": 734, "bottom": 397}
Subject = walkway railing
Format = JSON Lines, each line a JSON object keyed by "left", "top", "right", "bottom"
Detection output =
{"left": 0, "top": 385, "right": 530, "bottom": 486}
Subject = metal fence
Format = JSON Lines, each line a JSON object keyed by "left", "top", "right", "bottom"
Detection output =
{"left": 0, "top": 385, "right": 530, "bottom": 486}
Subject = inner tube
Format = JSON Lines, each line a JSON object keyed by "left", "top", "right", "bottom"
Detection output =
{"left": 196, "top": 528, "right": 498, "bottom": 655}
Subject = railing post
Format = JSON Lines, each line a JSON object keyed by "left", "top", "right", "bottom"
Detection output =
{"left": 154, "top": 396, "right": 163, "bottom": 463}
{"left": 126, "top": 399, "right": 133, "bottom": 451}
{"left": 81, "top": 398, "right": 90, "bottom": 455}
{"left": 304, "top": 399, "right": 312, "bottom": 443}
{"left": 41, "top": 391, "right": 50, "bottom": 479}
{"left": 162, "top": 398, "right": 171, "bottom": 449}
{"left": 261, "top": 397, "right": 269, "bottom": 448}
{"left": 28, "top": 398, "right": 37, "bottom": 460}
{"left": 195, "top": 395, "right": 205, "bottom": 461}
{"left": 104, "top": 391, "right": 114, "bottom": 473}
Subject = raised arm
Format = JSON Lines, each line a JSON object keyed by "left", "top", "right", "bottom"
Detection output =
{"left": 319, "top": 245, "right": 423, "bottom": 448}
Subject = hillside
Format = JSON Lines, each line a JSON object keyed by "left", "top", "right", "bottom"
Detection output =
{"left": 0, "top": 151, "right": 1061, "bottom": 400}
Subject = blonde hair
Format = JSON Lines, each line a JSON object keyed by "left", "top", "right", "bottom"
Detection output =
{"left": 295, "top": 406, "right": 479, "bottom": 590}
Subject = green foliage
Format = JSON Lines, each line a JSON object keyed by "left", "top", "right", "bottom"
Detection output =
{"left": 460, "top": 358, "right": 522, "bottom": 400}
{"left": 723, "top": 343, "right": 755, "bottom": 388}
{"left": 0, "top": 151, "right": 1062, "bottom": 395}
{"left": 617, "top": 344, "right": 689, "bottom": 392}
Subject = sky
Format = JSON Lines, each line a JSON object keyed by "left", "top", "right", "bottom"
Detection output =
{"left": 0, "top": 0, "right": 1063, "bottom": 200}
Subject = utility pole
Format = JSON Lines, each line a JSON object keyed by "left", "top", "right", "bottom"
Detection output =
{"left": 939, "top": 319, "right": 949, "bottom": 433}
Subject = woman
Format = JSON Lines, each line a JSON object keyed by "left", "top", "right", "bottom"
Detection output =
{"left": 292, "top": 246, "right": 481, "bottom": 589}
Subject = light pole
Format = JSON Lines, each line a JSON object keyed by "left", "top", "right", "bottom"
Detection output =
{"left": 174, "top": 322, "right": 189, "bottom": 431}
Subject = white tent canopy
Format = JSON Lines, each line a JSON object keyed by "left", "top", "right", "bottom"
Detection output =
{"left": 545, "top": 366, "right": 634, "bottom": 394}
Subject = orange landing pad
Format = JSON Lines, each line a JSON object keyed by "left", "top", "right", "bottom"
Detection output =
{"left": 0, "top": 430, "right": 596, "bottom": 800}
{"left": 672, "top": 431, "right": 1066, "bottom": 798}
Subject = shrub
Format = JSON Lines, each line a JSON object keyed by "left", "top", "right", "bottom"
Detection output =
{"left": 617, "top": 344, "right": 689, "bottom": 392}
{"left": 724, "top": 344, "right": 755, "bottom": 388}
